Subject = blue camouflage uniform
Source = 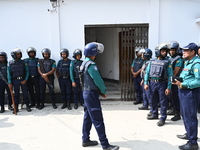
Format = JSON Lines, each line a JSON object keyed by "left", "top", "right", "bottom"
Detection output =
{"left": 131, "top": 57, "right": 144, "bottom": 102}
{"left": 178, "top": 56, "right": 200, "bottom": 145}
{"left": 82, "top": 57, "right": 110, "bottom": 149}
{"left": 70, "top": 59, "right": 84, "bottom": 105}
{"left": 144, "top": 57, "right": 173, "bottom": 121}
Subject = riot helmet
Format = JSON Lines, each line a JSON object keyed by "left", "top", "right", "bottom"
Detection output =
{"left": 27, "top": 47, "right": 36, "bottom": 58}
{"left": 73, "top": 49, "right": 82, "bottom": 59}
{"left": 41, "top": 48, "right": 51, "bottom": 58}
{"left": 60, "top": 48, "right": 69, "bottom": 57}
{"left": 143, "top": 48, "right": 152, "bottom": 60}
{"left": 11, "top": 48, "right": 22, "bottom": 59}
{"left": 155, "top": 43, "right": 170, "bottom": 57}
{"left": 0, "top": 51, "right": 8, "bottom": 63}
{"left": 84, "top": 42, "right": 104, "bottom": 57}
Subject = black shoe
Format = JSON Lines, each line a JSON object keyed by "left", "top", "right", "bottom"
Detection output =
{"left": 38, "top": 104, "right": 44, "bottom": 110}
{"left": 26, "top": 104, "right": 32, "bottom": 112}
{"left": 171, "top": 114, "right": 181, "bottom": 121}
{"left": 0, "top": 107, "right": 5, "bottom": 113}
{"left": 61, "top": 103, "right": 67, "bottom": 109}
{"left": 36, "top": 104, "right": 40, "bottom": 109}
{"left": 82, "top": 140, "right": 98, "bottom": 147}
{"left": 167, "top": 108, "right": 175, "bottom": 115}
{"left": 138, "top": 106, "right": 148, "bottom": 110}
{"left": 81, "top": 103, "right": 84, "bottom": 107}
{"left": 157, "top": 120, "right": 165, "bottom": 126}
{"left": 29, "top": 103, "right": 35, "bottom": 108}
{"left": 67, "top": 101, "right": 72, "bottom": 110}
{"left": 74, "top": 104, "right": 78, "bottom": 109}
{"left": 147, "top": 115, "right": 158, "bottom": 120}
{"left": 8, "top": 105, "right": 14, "bottom": 111}
{"left": 52, "top": 103, "right": 57, "bottom": 109}
{"left": 179, "top": 142, "right": 199, "bottom": 150}
{"left": 133, "top": 101, "right": 142, "bottom": 105}
{"left": 147, "top": 111, "right": 152, "bottom": 116}
{"left": 103, "top": 145, "right": 120, "bottom": 150}
{"left": 177, "top": 133, "right": 188, "bottom": 140}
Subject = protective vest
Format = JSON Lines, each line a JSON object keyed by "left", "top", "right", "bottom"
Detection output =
{"left": 80, "top": 60, "right": 99, "bottom": 91}
{"left": 140, "top": 61, "right": 150, "bottom": 79}
{"left": 41, "top": 59, "right": 54, "bottom": 73}
{"left": 9, "top": 60, "right": 25, "bottom": 78}
{"left": 24, "top": 58, "right": 39, "bottom": 76}
{"left": 149, "top": 59, "right": 169, "bottom": 79}
{"left": 73, "top": 60, "right": 83, "bottom": 78}
{"left": 57, "top": 59, "right": 71, "bottom": 77}
{"left": 0, "top": 63, "right": 7, "bottom": 80}
{"left": 169, "top": 55, "right": 183, "bottom": 77}
{"left": 133, "top": 59, "right": 144, "bottom": 72}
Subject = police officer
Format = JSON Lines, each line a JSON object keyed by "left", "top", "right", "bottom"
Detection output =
{"left": 144, "top": 43, "right": 173, "bottom": 126}
{"left": 173, "top": 43, "right": 200, "bottom": 150}
{"left": 167, "top": 41, "right": 183, "bottom": 121}
{"left": 7, "top": 48, "right": 31, "bottom": 112}
{"left": 56, "top": 48, "right": 72, "bottom": 110}
{"left": 70, "top": 49, "right": 84, "bottom": 109}
{"left": 38, "top": 48, "right": 57, "bottom": 110}
{"left": 24, "top": 47, "right": 40, "bottom": 108}
{"left": 0, "top": 51, "right": 13, "bottom": 113}
{"left": 131, "top": 47, "right": 144, "bottom": 104}
{"left": 138, "top": 48, "right": 152, "bottom": 110}
{"left": 81, "top": 42, "right": 119, "bottom": 150}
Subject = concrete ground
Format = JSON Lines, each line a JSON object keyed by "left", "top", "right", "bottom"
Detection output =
{"left": 0, "top": 101, "right": 200, "bottom": 150}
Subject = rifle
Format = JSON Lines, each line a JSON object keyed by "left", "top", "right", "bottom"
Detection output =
{"left": 0, "top": 71, "right": 17, "bottom": 115}
{"left": 38, "top": 59, "right": 55, "bottom": 92}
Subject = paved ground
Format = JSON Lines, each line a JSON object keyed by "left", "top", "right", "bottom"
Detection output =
{"left": 0, "top": 101, "right": 200, "bottom": 150}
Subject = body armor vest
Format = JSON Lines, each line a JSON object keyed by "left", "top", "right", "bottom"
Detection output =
{"left": 41, "top": 59, "right": 54, "bottom": 73}
{"left": 149, "top": 59, "right": 169, "bottom": 79}
{"left": 73, "top": 60, "right": 83, "bottom": 78}
{"left": 57, "top": 59, "right": 71, "bottom": 77}
{"left": 0, "top": 63, "right": 7, "bottom": 80}
{"left": 24, "top": 58, "right": 39, "bottom": 76}
{"left": 133, "top": 59, "right": 144, "bottom": 72}
{"left": 9, "top": 60, "right": 25, "bottom": 78}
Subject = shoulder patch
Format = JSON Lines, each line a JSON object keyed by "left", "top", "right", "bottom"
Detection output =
{"left": 194, "top": 69, "right": 198, "bottom": 72}
{"left": 93, "top": 66, "right": 98, "bottom": 71}
{"left": 168, "top": 65, "right": 172, "bottom": 68}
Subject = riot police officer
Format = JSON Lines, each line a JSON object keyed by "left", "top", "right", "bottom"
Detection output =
{"left": 56, "top": 48, "right": 72, "bottom": 110}
{"left": 70, "top": 49, "right": 84, "bottom": 109}
{"left": 131, "top": 47, "right": 144, "bottom": 104}
{"left": 0, "top": 51, "right": 13, "bottom": 113}
{"left": 167, "top": 41, "right": 183, "bottom": 121}
{"left": 173, "top": 43, "right": 200, "bottom": 150}
{"left": 24, "top": 47, "right": 40, "bottom": 108}
{"left": 7, "top": 48, "right": 31, "bottom": 112}
{"left": 138, "top": 48, "right": 152, "bottom": 110}
{"left": 144, "top": 43, "right": 173, "bottom": 126}
{"left": 38, "top": 48, "right": 57, "bottom": 110}
{"left": 81, "top": 42, "right": 119, "bottom": 150}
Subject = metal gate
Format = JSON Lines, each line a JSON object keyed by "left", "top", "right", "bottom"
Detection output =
{"left": 119, "top": 25, "right": 148, "bottom": 101}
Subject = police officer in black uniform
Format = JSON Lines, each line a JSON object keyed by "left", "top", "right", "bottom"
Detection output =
{"left": 24, "top": 47, "right": 40, "bottom": 108}
{"left": 0, "top": 51, "right": 13, "bottom": 113}
{"left": 38, "top": 48, "right": 57, "bottom": 110}
{"left": 70, "top": 49, "right": 84, "bottom": 109}
{"left": 7, "top": 48, "right": 31, "bottom": 112}
{"left": 56, "top": 48, "right": 72, "bottom": 110}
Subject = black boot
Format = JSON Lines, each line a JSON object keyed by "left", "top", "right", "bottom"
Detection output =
{"left": 52, "top": 102, "right": 57, "bottom": 109}
{"left": 61, "top": 102, "right": 67, "bottom": 109}
{"left": 36, "top": 103, "right": 40, "bottom": 109}
{"left": 0, "top": 106, "right": 5, "bottom": 113}
{"left": 8, "top": 105, "right": 14, "bottom": 111}
{"left": 67, "top": 101, "right": 72, "bottom": 110}
{"left": 171, "top": 111, "right": 181, "bottom": 121}
{"left": 38, "top": 102, "right": 44, "bottom": 110}
{"left": 29, "top": 103, "right": 35, "bottom": 108}
{"left": 74, "top": 104, "right": 78, "bottom": 109}
{"left": 26, "top": 104, "right": 32, "bottom": 112}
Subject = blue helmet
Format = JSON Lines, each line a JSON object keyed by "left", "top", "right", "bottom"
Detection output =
{"left": 143, "top": 48, "right": 152, "bottom": 59}
{"left": 155, "top": 43, "right": 170, "bottom": 57}
{"left": 73, "top": 49, "right": 82, "bottom": 59}
{"left": 11, "top": 48, "right": 22, "bottom": 59}
{"left": 27, "top": 47, "right": 36, "bottom": 57}
{"left": 84, "top": 42, "right": 104, "bottom": 57}
{"left": 42, "top": 48, "right": 51, "bottom": 57}
{"left": 60, "top": 48, "right": 69, "bottom": 57}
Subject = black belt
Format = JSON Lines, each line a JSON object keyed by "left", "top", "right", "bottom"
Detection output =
{"left": 150, "top": 79, "right": 166, "bottom": 82}
{"left": 13, "top": 76, "right": 24, "bottom": 80}
{"left": 29, "top": 75, "right": 39, "bottom": 78}
{"left": 61, "top": 76, "right": 69, "bottom": 79}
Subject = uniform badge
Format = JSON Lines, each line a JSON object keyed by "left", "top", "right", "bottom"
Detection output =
{"left": 194, "top": 69, "right": 198, "bottom": 72}
{"left": 93, "top": 66, "right": 98, "bottom": 71}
